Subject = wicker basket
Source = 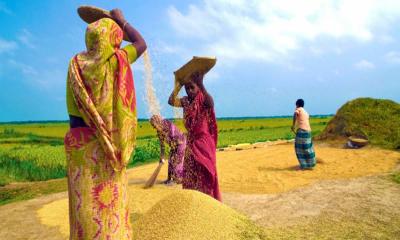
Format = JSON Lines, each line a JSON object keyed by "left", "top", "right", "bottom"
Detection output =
{"left": 77, "top": 5, "right": 129, "bottom": 41}
{"left": 174, "top": 56, "right": 216, "bottom": 85}
{"left": 348, "top": 136, "right": 369, "bottom": 148}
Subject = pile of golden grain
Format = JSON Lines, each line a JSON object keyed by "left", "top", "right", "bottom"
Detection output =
{"left": 132, "top": 189, "right": 266, "bottom": 240}
{"left": 37, "top": 186, "right": 265, "bottom": 239}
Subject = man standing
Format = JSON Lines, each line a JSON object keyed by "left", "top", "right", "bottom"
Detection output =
{"left": 291, "top": 99, "right": 316, "bottom": 170}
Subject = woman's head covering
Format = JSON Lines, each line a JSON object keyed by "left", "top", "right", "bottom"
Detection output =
{"left": 84, "top": 18, "right": 123, "bottom": 61}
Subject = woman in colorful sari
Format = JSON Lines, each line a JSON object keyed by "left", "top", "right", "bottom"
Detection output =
{"left": 64, "top": 9, "right": 146, "bottom": 239}
{"left": 150, "top": 115, "right": 186, "bottom": 185}
{"left": 291, "top": 99, "right": 316, "bottom": 170}
{"left": 168, "top": 72, "right": 221, "bottom": 201}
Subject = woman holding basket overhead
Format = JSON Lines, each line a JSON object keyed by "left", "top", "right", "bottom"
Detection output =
{"left": 168, "top": 57, "right": 221, "bottom": 201}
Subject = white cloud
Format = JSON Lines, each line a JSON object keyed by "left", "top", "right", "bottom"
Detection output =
{"left": 333, "top": 47, "right": 343, "bottom": 55}
{"left": 17, "top": 29, "right": 36, "bottom": 49}
{"left": 0, "top": 38, "right": 17, "bottom": 54}
{"left": 286, "top": 63, "right": 304, "bottom": 72}
{"left": 316, "top": 76, "right": 327, "bottom": 82}
{"left": 10, "top": 61, "right": 64, "bottom": 90}
{"left": 333, "top": 69, "right": 340, "bottom": 75}
{"left": 378, "top": 35, "right": 395, "bottom": 44}
{"left": 267, "top": 87, "right": 278, "bottom": 94}
{"left": 35, "top": 69, "right": 65, "bottom": 90}
{"left": 204, "top": 69, "right": 220, "bottom": 83}
{"left": 384, "top": 51, "right": 400, "bottom": 64}
{"left": 8, "top": 59, "right": 38, "bottom": 75}
{"left": 167, "top": 0, "right": 400, "bottom": 63}
{"left": 309, "top": 46, "right": 323, "bottom": 56}
{"left": 150, "top": 40, "right": 190, "bottom": 61}
{"left": 354, "top": 60, "right": 375, "bottom": 70}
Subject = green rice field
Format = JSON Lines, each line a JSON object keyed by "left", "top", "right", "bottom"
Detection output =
{"left": 0, "top": 117, "right": 330, "bottom": 187}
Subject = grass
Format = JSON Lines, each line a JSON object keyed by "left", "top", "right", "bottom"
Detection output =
{"left": 0, "top": 140, "right": 163, "bottom": 185}
{"left": 0, "top": 145, "right": 66, "bottom": 185}
{"left": 0, "top": 179, "right": 66, "bottom": 205}
{"left": 0, "top": 123, "right": 68, "bottom": 138}
{"left": 0, "top": 128, "right": 25, "bottom": 138}
{"left": 129, "top": 138, "right": 163, "bottom": 168}
{"left": 0, "top": 116, "right": 331, "bottom": 205}
{"left": 392, "top": 172, "right": 400, "bottom": 184}
{"left": 0, "top": 117, "right": 330, "bottom": 140}
{"left": 218, "top": 125, "right": 324, "bottom": 148}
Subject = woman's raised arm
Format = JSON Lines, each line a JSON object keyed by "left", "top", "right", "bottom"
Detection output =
{"left": 168, "top": 81, "right": 183, "bottom": 107}
{"left": 110, "top": 9, "right": 147, "bottom": 57}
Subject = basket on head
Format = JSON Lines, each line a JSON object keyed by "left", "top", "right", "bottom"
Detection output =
{"left": 174, "top": 56, "right": 217, "bottom": 85}
{"left": 77, "top": 5, "right": 130, "bottom": 41}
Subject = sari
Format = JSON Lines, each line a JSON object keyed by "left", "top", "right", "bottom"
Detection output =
{"left": 182, "top": 92, "right": 221, "bottom": 201}
{"left": 64, "top": 18, "right": 137, "bottom": 240}
{"left": 161, "top": 119, "right": 186, "bottom": 181}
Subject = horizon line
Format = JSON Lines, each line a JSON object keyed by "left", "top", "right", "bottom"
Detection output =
{"left": 0, "top": 114, "right": 334, "bottom": 125}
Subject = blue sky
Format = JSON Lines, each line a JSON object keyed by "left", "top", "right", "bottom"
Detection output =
{"left": 0, "top": 0, "right": 400, "bottom": 121}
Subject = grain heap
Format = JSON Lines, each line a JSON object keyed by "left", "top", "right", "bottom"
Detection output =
{"left": 132, "top": 190, "right": 266, "bottom": 240}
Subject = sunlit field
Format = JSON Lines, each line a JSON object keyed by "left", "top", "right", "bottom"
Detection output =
{"left": 0, "top": 117, "right": 330, "bottom": 188}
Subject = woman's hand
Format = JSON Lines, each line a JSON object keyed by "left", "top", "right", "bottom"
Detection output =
{"left": 110, "top": 8, "right": 147, "bottom": 57}
{"left": 168, "top": 80, "right": 183, "bottom": 107}
{"left": 110, "top": 8, "right": 126, "bottom": 26}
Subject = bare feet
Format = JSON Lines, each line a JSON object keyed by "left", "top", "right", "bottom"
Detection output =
{"left": 163, "top": 179, "right": 174, "bottom": 185}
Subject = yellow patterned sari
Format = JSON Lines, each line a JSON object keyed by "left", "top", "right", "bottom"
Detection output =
{"left": 64, "top": 18, "right": 137, "bottom": 240}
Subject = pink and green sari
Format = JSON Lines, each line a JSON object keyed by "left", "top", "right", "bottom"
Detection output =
{"left": 65, "top": 18, "right": 137, "bottom": 240}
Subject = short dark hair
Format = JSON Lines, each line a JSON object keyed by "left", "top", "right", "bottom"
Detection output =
{"left": 296, "top": 99, "right": 304, "bottom": 107}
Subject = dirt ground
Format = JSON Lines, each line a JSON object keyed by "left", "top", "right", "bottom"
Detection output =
{"left": 224, "top": 176, "right": 400, "bottom": 239}
{"left": 1, "top": 143, "right": 400, "bottom": 239}
{"left": 128, "top": 143, "right": 400, "bottom": 194}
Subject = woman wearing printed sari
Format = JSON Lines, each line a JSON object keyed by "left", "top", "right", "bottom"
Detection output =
{"left": 64, "top": 9, "right": 146, "bottom": 239}
{"left": 291, "top": 99, "right": 316, "bottom": 170}
{"left": 150, "top": 115, "right": 186, "bottom": 185}
{"left": 168, "top": 72, "right": 221, "bottom": 201}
